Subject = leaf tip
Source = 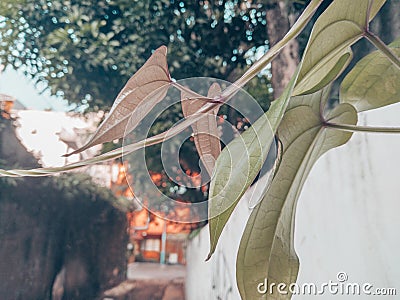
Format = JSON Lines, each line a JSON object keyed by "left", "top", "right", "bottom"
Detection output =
{"left": 205, "top": 253, "right": 213, "bottom": 261}
{"left": 157, "top": 45, "right": 168, "bottom": 55}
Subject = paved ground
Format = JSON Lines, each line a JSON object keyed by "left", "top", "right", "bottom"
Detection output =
{"left": 127, "top": 262, "right": 186, "bottom": 280}
{"left": 103, "top": 263, "right": 186, "bottom": 299}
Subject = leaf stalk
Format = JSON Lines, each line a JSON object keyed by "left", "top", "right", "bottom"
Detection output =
{"left": 365, "top": 30, "right": 400, "bottom": 70}
{"left": 325, "top": 122, "right": 400, "bottom": 134}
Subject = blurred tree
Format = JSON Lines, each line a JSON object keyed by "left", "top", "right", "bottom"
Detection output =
{"left": 0, "top": 0, "right": 274, "bottom": 202}
{"left": 264, "top": 0, "right": 300, "bottom": 98}
{"left": 0, "top": 0, "right": 312, "bottom": 203}
{"left": 0, "top": 117, "right": 127, "bottom": 300}
{"left": 0, "top": 0, "right": 272, "bottom": 109}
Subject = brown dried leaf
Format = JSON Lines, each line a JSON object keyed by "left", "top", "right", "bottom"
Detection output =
{"left": 181, "top": 83, "right": 221, "bottom": 176}
{"left": 65, "top": 45, "right": 171, "bottom": 156}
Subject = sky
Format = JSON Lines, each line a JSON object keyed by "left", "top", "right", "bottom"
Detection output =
{"left": 0, "top": 66, "right": 69, "bottom": 111}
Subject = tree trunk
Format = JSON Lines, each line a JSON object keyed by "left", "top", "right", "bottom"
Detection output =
{"left": 266, "top": 0, "right": 299, "bottom": 99}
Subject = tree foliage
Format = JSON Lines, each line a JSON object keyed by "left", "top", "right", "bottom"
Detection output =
{"left": 0, "top": 0, "right": 271, "bottom": 109}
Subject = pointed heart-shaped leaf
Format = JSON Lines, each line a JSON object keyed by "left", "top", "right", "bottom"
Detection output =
{"left": 340, "top": 37, "right": 400, "bottom": 112}
{"left": 181, "top": 83, "right": 222, "bottom": 176}
{"left": 66, "top": 46, "right": 172, "bottom": 156}
{"left": 293, "top": 0, "right": 386, "bottom": 96}
{"left": 236, "top": 86, "right": 357, "bottom": 300}
{"left": 207, "top": 68, "right": 301, "bottom": 260}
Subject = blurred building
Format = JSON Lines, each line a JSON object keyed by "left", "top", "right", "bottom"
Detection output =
{"left": 111, "top": 161, "right": 199, "bottom": 265}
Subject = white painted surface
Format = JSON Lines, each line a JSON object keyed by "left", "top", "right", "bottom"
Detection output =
{"left": 186, "top": 103, "right": 400, "bottom": 299}
{"left": 186, "top": 191, "right": 252, "bottom": 300}
{"left": 186, "top": 173, "right": 269, "bottom": 299}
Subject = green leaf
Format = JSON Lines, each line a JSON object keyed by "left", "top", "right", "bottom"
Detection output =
{"left": 207, "top": 69, "right": 301, "bottom": 260}
{"left": 206, "top": 0, "right": 338, "bottom": 260}
{"left": 293, "top": 0, "right": 386, "bottom": 96}
{"left": 236, "top": 86, "right": 357, "bottom": 300}
{"left": 340, "top": 37, "right": 400, "bottom": 112}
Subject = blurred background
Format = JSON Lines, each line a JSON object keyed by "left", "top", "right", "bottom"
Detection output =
{"left": 1, "top": 0, "right": 399, "bottom": 299}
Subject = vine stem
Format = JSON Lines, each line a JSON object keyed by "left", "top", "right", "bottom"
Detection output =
{"left": 325, "top": 122, "right": 400, "bottom": 134}
{"left": 221, "top": 0, "right": 323, "bottom": 99}
{"left": 364, "top": 30, "right": 400, "bottom": 70}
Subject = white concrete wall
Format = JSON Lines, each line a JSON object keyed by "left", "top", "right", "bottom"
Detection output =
{"left": 186, "top": 183, "right": 253, "bottom": 300}
{"left": 186, "top": 103, "right": 400, "bottom": 300}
